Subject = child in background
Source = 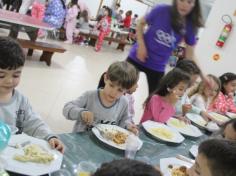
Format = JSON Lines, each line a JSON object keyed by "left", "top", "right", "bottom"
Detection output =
{"left": 187, "top": 139, "right": 236, "bottom": 176}
{"left": 140, "top": 68, "right": 190, "bottom": 123}
{"left": 94, "top": 7, "right": 112, "bottom": 52}
{"left": 221, "top": 119, "right": 236, "bottom": 140}
{"left": 74, "top": 10, "right": 90, "bottom": 45}
{"left": 97, "top": 68, "right": 139, "bottom": 124}
{"left": 211, "top": 72, "right": 236, "bottom": 114}
{"left": 64, "top": 0, "right": 79, "bottom": 44}
{"left": 92, "top": 159, "right": 162, "bottom": 176}
{"left": 175, "top": 60, "right": 214, "bottom": 122}
{"left": 122, "top": 10, "right": 132, "bottom": 30}
{"left": 63, "top": 61, "right": 138, "bottom": 134}
{"left": 0, "top": 37, "right": 64, "bottom": 153}
{"left": 189, "top": 74, "right": 221, "bottom": 121}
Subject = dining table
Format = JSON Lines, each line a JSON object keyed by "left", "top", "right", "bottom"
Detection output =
{"left": 0, "top": 9, "right": 54, "bottom": 41}
{"left": 58, "top": 127, "right": 208, "bottom": 175}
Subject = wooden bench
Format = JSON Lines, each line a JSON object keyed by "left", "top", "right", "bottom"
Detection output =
{"left": 78, "top": 32, "right": 130, "bottom": 51}
{"left": 17, "top": 39, "right": 66, "bottom": 66}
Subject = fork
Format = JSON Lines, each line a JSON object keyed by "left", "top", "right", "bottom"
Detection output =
{"left": 93, "top": 125, "right": 112, "bottom": 141}
{"left": 8, "top": 140, "right": 31, "bottom": 149}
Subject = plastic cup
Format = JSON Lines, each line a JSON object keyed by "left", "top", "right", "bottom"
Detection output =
{"left": 77, "top": 161, "right": 97, "bottom": 176}
{"left": 125, "top": 134, "right": 140, "bottom": 159}
{"left": 49, "top": 169, "right": 71, "bottom": 176}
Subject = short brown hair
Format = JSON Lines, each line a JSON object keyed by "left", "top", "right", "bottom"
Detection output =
{"left": 106, "top": 61, "right": 139, "bottom": 89}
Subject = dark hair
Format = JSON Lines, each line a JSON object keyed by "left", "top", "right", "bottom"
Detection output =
{"left": 222, "top": 118, "right": 236, "bottom": 134}
{"left": 116, "top": 3, "right": 120, "bottom": 8}
{"left": 60, "top": 0, "right": 66, "bottom": 9}
{"left": 80, "top": 10, "right": 89, "bottom": 22}
{"left": 176, "top": 59, "right": 200, "bottom": 75}
{"left": 70, "top": 0, "right": 78, "bottom": 5}
{"left": 126, "top": 10, "right": 132, "bottom": 16}
{"left": 105, "top": 7, "right": 112, "bottom": 18}
{"left": 144, "top": 68, "right": 190, "bottom": 106}
{"left": 92, "top": 159, "right": 162, "bottom": 176}
{"left": 104, "top": 61, "right": 139, "bottom": 90}
{"left": 134, "top": 14, "right": 138, "bottom": 18}
{"left": 171, "top": 0, "right": 203, "bottom": 34}
{"left": 0, "top": 37, "right": 25, "bottom": 70}
{"left": 198, "top": 139, "right": 236, "bottom": 176}
{"left": 219, "top": 72, "right": 236, "bottom": 95}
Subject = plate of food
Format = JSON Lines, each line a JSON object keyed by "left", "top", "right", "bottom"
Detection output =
{"left": 92, "top": 124, "right": 143, "bottom": 150}
{"left": 185, "top": 113, "right": 208, "bottom": 129}
{"left": 189, "top": 145, "right": 198, "bottom": 158}
{"left": 0, "top": 134, "right": 63, "bottom": 176}
{"left": 160, "top": 157, "right": 192, "bottom": 176}
{"left": 209, "top": 112, "right": 229, "bottom": 123}
{"left": 226, "top": 112, "right": 236, "bottom": 119}
{"left": 166, "top": 118, "right": 202, "bottom": 138}
{"left": 142, "top": 120, "right": 185, "bottom": 144}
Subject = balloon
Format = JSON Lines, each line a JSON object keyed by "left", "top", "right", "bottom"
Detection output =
{"left": 0, "top": 121, "right": 11, "bottom": 152}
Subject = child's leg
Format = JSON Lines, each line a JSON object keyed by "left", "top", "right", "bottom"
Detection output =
{"left": 65, "top": 22, "right": 74, "bottom": 43}
{"left": 95, "top": 31, "right": 107, "bottom": 51}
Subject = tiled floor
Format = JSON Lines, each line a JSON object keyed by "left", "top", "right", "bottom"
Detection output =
{"left": 0, "top": 29, "right": 148, "bottom": 134}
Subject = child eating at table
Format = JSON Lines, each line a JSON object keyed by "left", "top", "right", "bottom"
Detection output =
{"left": 140, "top": 68, "right": 190, "bottom": 123}
{"left": 97, "top": 68, "right": 139, "bottom": 125}
{"left": 188, "top": 139, "right": 236, "bottom": 176}
{"left": 92, "top": 159, "right": 162, "bottom": 176}
{"left": 63, "top": 61, "right": 138, "bottom": 134}
{"left": 211, "top": 72, "right": 236, "bottom": 114}
{"left": 0, "top": 37, "right": 64, "bottom": 153}
{"left": 188, "top": 74, "right": 221, "bottom": 120}
{"left": 175, "top": 60, "right": 215, "bottom": 122}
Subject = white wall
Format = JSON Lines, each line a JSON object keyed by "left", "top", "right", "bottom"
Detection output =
{"left": 119, "top": 0, "right": 149, "bottom": 18}
{"left": 195, "top": 0, "right": 236, "bottom": 76}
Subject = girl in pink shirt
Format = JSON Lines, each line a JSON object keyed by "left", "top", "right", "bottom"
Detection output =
{"left": 140, "top": 68, "right": 190, "bottom": 123}
{"left": 211, "top": 73, "right": 236, "bottom": 114}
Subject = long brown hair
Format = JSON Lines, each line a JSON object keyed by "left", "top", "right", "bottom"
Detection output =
{"left": 188, "top": 74, "right": 221, "bottom": 103}
{"left": 171, "top": 0, "right": 203, "bottom": 34}
{"left": 144, "top": 68, "right": 190, "bottom": 107}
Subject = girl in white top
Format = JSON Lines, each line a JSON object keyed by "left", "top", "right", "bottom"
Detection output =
{"left": 189, "top": 74, "right": 221, "bottom": 120}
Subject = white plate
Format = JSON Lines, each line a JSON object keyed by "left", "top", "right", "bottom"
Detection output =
{"left": 0, "top": 134, "right": 63, "bottom": 176}
{"left": 167, "top": 118, "right": 202, "bottom": 138}
{"left": 92, "top": 124, "right": 143, "bottom": 150}
{"left": 226, "top": 112, "right": 236, "bottom": 119}
{"left": 186, "top": 113, "right": 208, "bottom": 129}
{"left": 142, "top": 120, "right": 185, "bottom": 144}
{"left": 160, "top": 157, "right": 192, "bottom": 176}
{"left": 189, "top": 145, "right": 198, "bottom": 158}
{"left": 209, "top": 112, "right": 229, "bottom": 123}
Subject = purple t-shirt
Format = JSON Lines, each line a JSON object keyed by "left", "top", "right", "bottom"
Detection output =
{"left": 128, "top": 4, "right": 196, "bottom": 72}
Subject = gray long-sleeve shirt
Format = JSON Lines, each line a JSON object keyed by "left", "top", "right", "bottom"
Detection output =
{"left": 0, "top": 89, "right": 54, "bottom": 140}
{"left": 63, "top": 89, "right": 131, "bottom": 132}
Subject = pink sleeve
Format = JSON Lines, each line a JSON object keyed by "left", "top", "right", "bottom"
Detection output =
{"left": 226, "top": 96, "right": 236, "bottom": 113}
{"left": 140, "top": 96, "right": 157, "bottom": 123}
{"left": 212, "top": 92, "right": 228, "bottom": 114}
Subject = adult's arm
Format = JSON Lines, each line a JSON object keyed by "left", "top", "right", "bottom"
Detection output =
{"left": 136, "top": 17, "right": 148, "bottom": 62}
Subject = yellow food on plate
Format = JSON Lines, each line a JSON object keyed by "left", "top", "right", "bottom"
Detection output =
{"left": 112, "top": 131, "right": 128, "bottom": 144}
{"left": 150, "top": 127, "right": 174, "bottom": 140}
{"left": 77, "top": 172, "right": 90, "bottom": 176}
{"left": 171, "top": 166, "right": 188, "bottom": 176}
{"left": 14, "top": 144, "right": 54, "bottom": 164}
{"left": 169, "top": 118, "right": 187, "bottom": 128}
{"left": 211, "top": 113, "right": 228, "bottom": 122}
{"left": 196, "top": 118, "right": 207, "bottom": 126}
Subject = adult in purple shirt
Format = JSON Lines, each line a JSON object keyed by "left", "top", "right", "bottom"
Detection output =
{"left": 127, "top": 0, "right": 203, "bottom": 95}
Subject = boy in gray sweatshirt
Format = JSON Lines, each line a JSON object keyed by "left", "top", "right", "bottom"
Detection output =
{"left": 63, "top": 61, "right": 139, "bottom": 133}
{"left": 0, "top": 37, "right": 64, "bottom": 153}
